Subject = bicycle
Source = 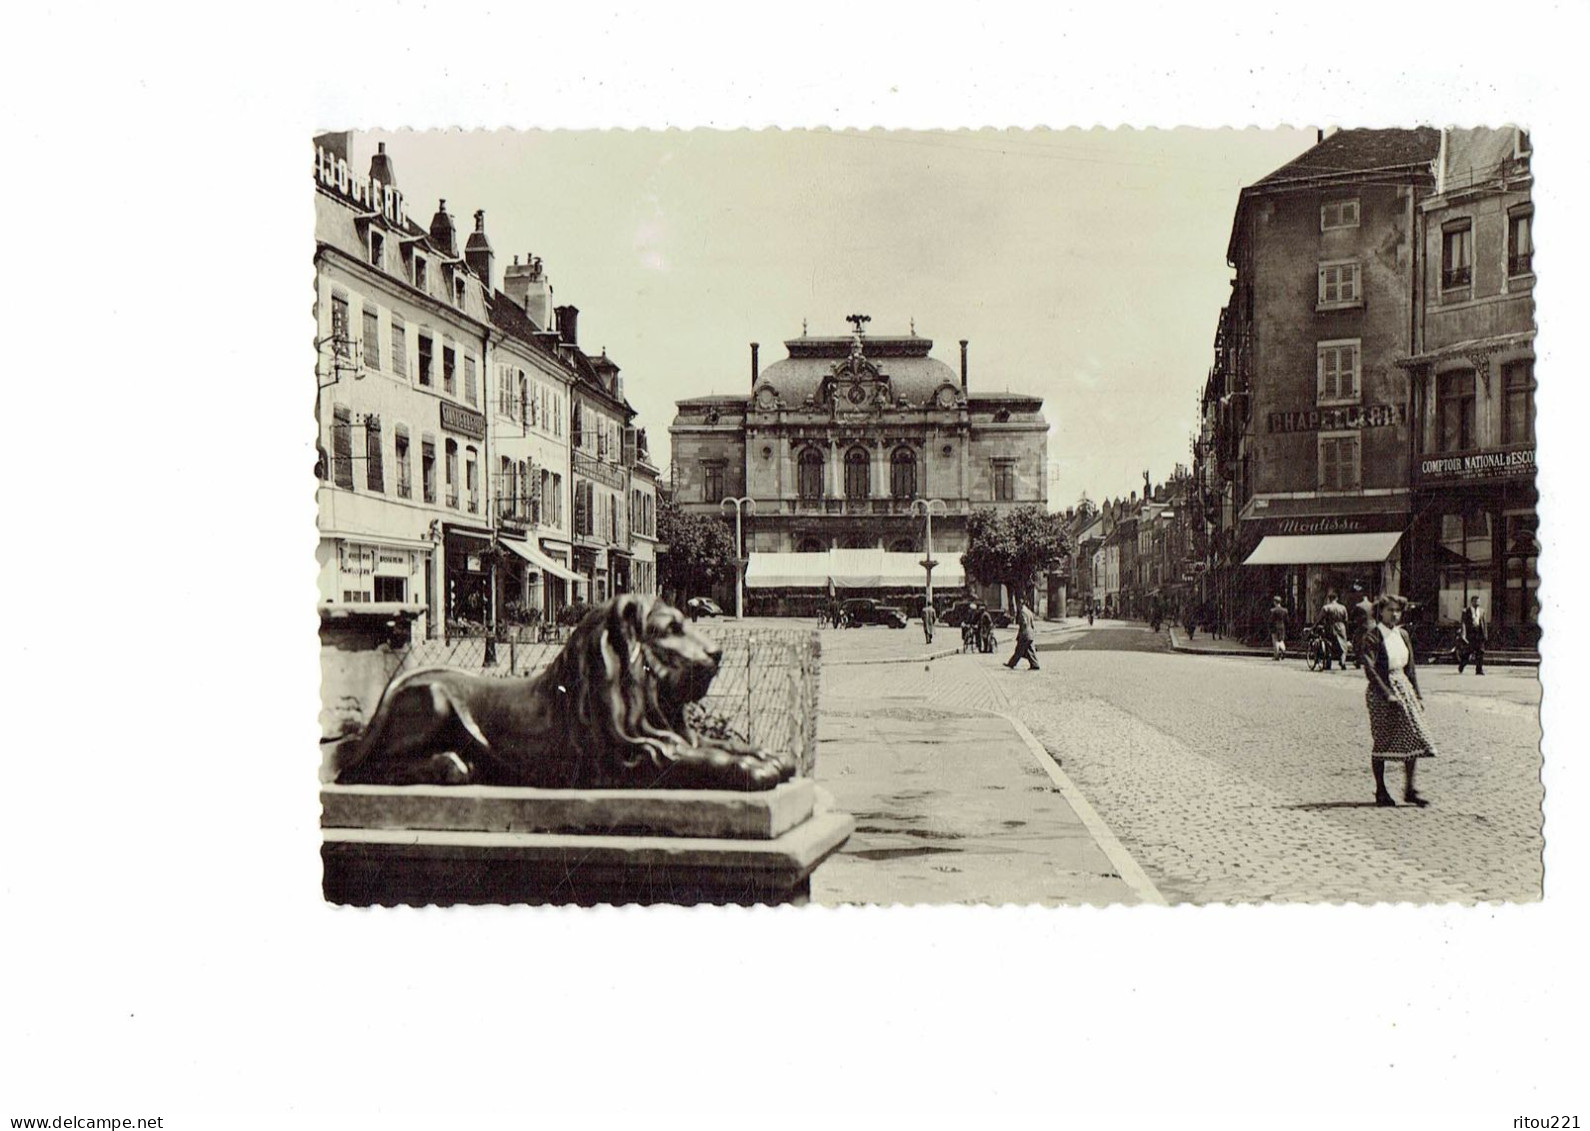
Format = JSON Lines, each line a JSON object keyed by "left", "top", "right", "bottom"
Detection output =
{"left": 1303, "top": 626, "right": 1330, "bottom": 671}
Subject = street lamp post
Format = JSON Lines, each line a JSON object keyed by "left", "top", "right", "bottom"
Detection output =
{"left": 721, "top": 496, "right": 757, "bottom": 619}
{"left": 910, "top": 497, "right": 948, "bottom": 609}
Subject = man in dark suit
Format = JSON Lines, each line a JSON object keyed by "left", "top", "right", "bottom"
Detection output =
{"left": 1458, "top": 595, "right": 1488, "bottom": 675}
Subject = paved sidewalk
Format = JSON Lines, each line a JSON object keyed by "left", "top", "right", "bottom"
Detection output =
{"left": 811, "top": 653, "right": 1159, "bottom": 905}
{"left": 1168, "top": 626, "right": 1541, "bottom": 666}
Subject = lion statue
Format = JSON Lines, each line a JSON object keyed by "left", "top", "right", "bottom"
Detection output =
{"left": 332, "top": 595, "right": 796, "bottom": 791}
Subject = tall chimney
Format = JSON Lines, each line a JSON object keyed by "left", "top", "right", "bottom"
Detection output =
{"left": 555, "top": 305, "right": 580, "bottom": 348}
{"left": 751, "top": 342, "right": 760, "bottom": 387}
{"left": 959, "top": 340, "right": 969, "bottom": 391}
{"left": 429, "top": 199, "right": 456, "bottom": 257}
{"left": 368, "top": 141, "right": 396, "bottom": 187}
{"left": 464, "top": 209, "right": 494, "bottom": 288}
{"left": 504, "top": 253, "right": 552, "bottom": 329}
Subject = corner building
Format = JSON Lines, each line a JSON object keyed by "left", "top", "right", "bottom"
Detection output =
{"left": 669, "top": 322, "right": 1049, "bottom": 614}
{"left": 1208, "top": 129, "right": 1441, "bottom": 638}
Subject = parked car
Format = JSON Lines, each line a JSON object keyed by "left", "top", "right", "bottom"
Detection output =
{"left": 840, "top": 598, "right": 908, "bottom": 629}
{"left": 685, "top": 597, "right": 724, "bottom": 620}
{"left": 943, "top": 599, "right": 1012, "bottom": 629}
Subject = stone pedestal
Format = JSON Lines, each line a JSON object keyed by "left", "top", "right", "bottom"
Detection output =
{"left": 321, "top": 778, "right": 853, "bottom": 906}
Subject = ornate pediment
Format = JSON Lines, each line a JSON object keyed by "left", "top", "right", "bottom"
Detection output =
{"left": 819, "top": 333, "right": 894, "bottom": 411}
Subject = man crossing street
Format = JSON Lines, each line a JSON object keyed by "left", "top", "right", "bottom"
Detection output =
{"left": 1004, "top": 599, "right": 1041, "bottom": 671}
{"left": 1458, "top": 594, "right": 1488, "bottom": 675}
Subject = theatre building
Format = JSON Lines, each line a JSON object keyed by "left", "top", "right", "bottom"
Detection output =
{"left": 1218, "top": 129, "right": 1441, "bottom": 637}
{"left": 669, "top": 319, "right": 1049, "bottom": 614}
{"left": 1400, "top": 128, "right": 1537, "bottom": 648}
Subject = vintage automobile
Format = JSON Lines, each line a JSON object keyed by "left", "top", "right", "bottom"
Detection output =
{"left": 840, "top": 598, "right": 908, "bottom": 629}
{"left": 685, "top": 597, "right": 725, "bottom": 620}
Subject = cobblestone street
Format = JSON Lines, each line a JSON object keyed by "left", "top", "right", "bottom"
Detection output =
{"left": 812, "top": 619, "right": 1543, "bottom": 904}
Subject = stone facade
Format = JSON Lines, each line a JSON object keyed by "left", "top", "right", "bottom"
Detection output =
{"left": 670, "top": 323, "right": 1049, "bottom": 611}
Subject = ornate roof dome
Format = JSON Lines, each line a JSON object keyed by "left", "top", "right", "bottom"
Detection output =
{"left": 753, "top": 332, "right": 959, "bottom": 409}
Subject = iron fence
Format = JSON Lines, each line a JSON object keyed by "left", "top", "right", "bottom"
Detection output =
{"left": 383, "top": 623, "right": 823, "bottom": 776}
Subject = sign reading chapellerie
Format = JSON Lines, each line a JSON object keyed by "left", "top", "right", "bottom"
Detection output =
{"left": 1267, "top": 403, "right": 1406, "bottom": 433}
{"left": 1415, "top": 445, "right": 1535, "bottom": 484}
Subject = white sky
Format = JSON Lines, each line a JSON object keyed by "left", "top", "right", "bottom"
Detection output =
{"left": 351, "top": 128, "right": 1315, "bottom": 508}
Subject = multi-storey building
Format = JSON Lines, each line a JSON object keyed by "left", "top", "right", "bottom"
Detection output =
{"left": 567, "top": 315, "right": 637, "bottom": 603}
{"left": 1399, "top": 128, "right": 1537, "bottom": 647}
{"left": 1199, "top": 128, "right": 1442, "bottom": 639}
{"left": 486, "top": 255, "right": 581, "bottom": 619}
{"left": 313, "top": 135, "right": 496, "bottom": 635}
{"left": 669, "top": 319, "right": 1049, "bottom": 614}
{"left": 629, "top": 432, "right": 661, "bottom": 598}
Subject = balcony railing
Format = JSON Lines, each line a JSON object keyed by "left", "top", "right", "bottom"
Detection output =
{"left": 1509, "top": 252, "right": 1532, "bottom": 277}
{"left": 1442, "top": 265, "right": 1472, "bottom": 290}
{"left": 467, "top": 492, "right": 479, "bottom": 515}
{"left": 446, "top": 488, "right": 459, "bottom": 509}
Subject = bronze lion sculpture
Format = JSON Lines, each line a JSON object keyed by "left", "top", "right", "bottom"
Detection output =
{"left": 333, "top": 595, "right": 796, "bottom": 791}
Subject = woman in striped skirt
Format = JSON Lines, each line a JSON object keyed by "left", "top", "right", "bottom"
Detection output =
{"left": 1359, "top": 594, "right": 1438, "bottom": 807}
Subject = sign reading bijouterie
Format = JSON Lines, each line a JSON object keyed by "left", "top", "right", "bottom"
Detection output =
{"left": 439, "top": 401, "right": 486, "bottom": 439}
{"left": 1415, "top": 445, "right": 1536, "bottom": 484}
{"left": 1266, "top": 404, "right": 1406, "bottom": 433}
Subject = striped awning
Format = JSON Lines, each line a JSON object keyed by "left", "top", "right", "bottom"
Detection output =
{"left": 1243, "top": 531, "right": 1404, "bottom": 566}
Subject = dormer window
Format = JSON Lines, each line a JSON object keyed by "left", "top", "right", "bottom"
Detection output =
{"left": 453, "top": 275, "right": 467, "bottom": 308}
{"left": 369, "top": 230, "right": 385, "bottom": 272}
{"left": 412, "top": 254, "right": 427, "bottom": 293}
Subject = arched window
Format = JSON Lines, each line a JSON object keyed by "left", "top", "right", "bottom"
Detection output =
{"left": 844, "top": 447, "right": 870, "bottom": 500}
{"left": 797, "top": 537, "right": 826, "bottom": 553}
{"left": 798, "top": 447, "right": 825, "bottom": 500}
{"left": 840, "top": 534, "right": 875, "bottom": 550}
{"left": 889, "top": 537, "right": 916, "bottom": 553}
{"left": 890, "top": 446, "right": 917, "bottom": 499}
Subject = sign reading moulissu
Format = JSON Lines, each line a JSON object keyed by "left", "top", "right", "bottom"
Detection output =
{"left": 1415, "top": 444, "right": 1536, "bottom": 484}
{"left": 1266, "top": 404, "right": 1407, "bottom": 433}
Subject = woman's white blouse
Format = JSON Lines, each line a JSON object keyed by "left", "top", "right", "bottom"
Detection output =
{"left": 1378, "top": 623, "right": 1409, "bottom": 671}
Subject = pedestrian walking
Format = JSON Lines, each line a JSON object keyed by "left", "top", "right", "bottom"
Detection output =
{"left": 1359, "top": 594, "right": 1438, "bottom": 807}
{"left": 1087, "top": 602, "right": 1095, "bottom": 626}
{"left": 1350, "top": 588, "right": 1374, "bottom": 649}
{"left": 1183, "top": 601, "right": 1198, "bottom": 640}
{"left": 1319, "top": 590, "right": 1349, "bottom": 671}
{"left": 1004, "top": 600, "right": 1041, "bottom": 670}
{"left": 1269, "top": 595, "right": 1288, "bottom": 661}
{"left": 922, "top": 600, "right": 938, "bottom": 645}
{"left": 1457, "top": 594, "right": 1488, "bottom": 675}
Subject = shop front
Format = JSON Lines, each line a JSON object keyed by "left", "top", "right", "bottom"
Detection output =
{"left": 443, "top": 524, "right": 493, "bottom": 631}
{"left": 573, "top": 545, "right": 605, "bottom": 604}
{"left": 1237, "top": 503, "right": 1408, "bottom": 641}
{"left": 1407, "top": 444, "right": 1538, "bottom": 650}
{"left": 498, "top": 535, "right": 584, "bottom": 624}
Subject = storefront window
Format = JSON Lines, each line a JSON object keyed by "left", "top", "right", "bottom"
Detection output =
{"left": 1437, "top": 510, "right": 1493, "bottom": 623}
{"left": 1502, "top": 511, "right": 1540, "bottom": 628}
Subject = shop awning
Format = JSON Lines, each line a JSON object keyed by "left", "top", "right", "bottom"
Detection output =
{"left": 1243, "top": 531, "right": 1404, "bottom": 566}
{"left": 500, "top": 538, "right": 584, "bottom": 583}
{"left": 745, "top": 550, "right": 965, "bottom": 589}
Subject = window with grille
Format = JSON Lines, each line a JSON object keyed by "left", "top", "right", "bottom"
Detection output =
{"left": 362, "top": 307, "right": 380, "bottom": 370}
{"left": 1439, "top": 369, "right": 1477, "bottom": 452}
{"left": 332, "top": 404, "right": 354, "bottom": 488}
{"left": 890, "top": 447, "right": 917, "bottom": 499}
{"left": 1317, "top": 340, "right": 1360, "bottom": 404}
{"left": 1317, "top": 261, "right": 1361, "bottom": 307}
{"left": 1317, "top": 433, "right": 1361, "bottom": 491}
{"left": 798, "top": 448, "right": 824, "bottom": 499}
{"left": 391, "top": 318, "right": 406, "bottom": 378}
{"left": 1503, "top": 360, "right": 1535, "bottom": 445}
{"left": 417, "top": 333, "right": 433, "bottom": 387}
{"left": 1320, "top": 198, "right": 1360, "bottom": 231}
{"left": 1508, "top": 208, "right": 1533, "bottom": 277}
{"left": 365, "top": 413, "right": 384, "bottom": 493}
{"left": 1442, "top": 221, "right": 1473, "bottom": 290}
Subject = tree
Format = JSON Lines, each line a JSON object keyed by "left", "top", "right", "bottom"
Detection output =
{"left": 657, "top": 498, "right": 740, "bottom": 604}
{"left": 961, "top": 504, "right": 1071, "bottom": 605}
